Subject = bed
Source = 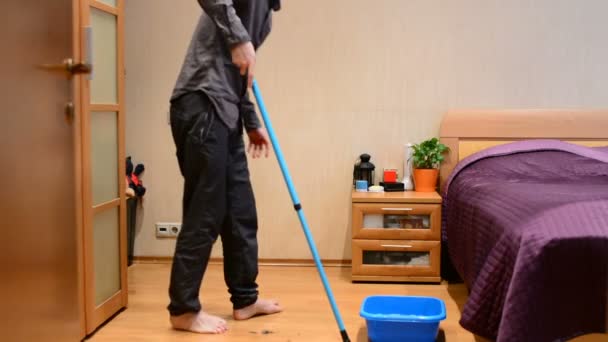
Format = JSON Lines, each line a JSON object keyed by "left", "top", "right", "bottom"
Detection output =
{"left": 438, "top": 110, "right": 608, "bottom": 342}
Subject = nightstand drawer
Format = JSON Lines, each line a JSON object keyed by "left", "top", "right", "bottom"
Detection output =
{"left": 352, "top": 203, "right": 441, "bottom": 240}
{"left": 352, "top": 240, "right": 440, "bottom": 278}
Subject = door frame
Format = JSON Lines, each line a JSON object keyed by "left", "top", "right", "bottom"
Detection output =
{"left": 78, "top": 0, "right": 127, "bottom": 334}
{"left": 72, "top": 1, "right": 86, "bottom": 338}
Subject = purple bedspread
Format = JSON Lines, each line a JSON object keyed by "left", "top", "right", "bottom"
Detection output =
{"left": 442, "top": 140, "right": 608, "bottom": 342}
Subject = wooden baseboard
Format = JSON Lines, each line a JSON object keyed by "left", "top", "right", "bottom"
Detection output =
{"left": 132, "top": 256, "right": 174, "bottom": 264}
{"left": 132, "top": 256, "right": 351, "bottom": 267}
{"left": 351, "top": 275, "right": 441, "bottom": 283}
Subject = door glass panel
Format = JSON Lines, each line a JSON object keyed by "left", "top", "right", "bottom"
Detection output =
{"left": 98, "top": 0, "right": 117, "bottom": 7}
{"left": 363, "top": 214, "right": 430, "bottom": 229}
{"left": 91, "top": 8, "right": 117, "bottom": 104}
{"left": 91, "top": 111, "right": 118, "bottom": 205}
{"left": 363, "top": 251, "right": 430, "bottom": 266}
{"left": 94, "top": 207, "right": 120, "bottom": 305}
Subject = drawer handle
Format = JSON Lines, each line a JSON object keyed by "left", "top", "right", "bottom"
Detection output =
{"left": 382, "top": 208, "right": 413, "bottom": 211}
{"left": 381, "top": 244, "right": 413, "bottom": 248}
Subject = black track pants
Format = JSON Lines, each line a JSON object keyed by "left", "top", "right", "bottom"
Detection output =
{"left": 167, "top": 91, "right": 258, "bottom": 315}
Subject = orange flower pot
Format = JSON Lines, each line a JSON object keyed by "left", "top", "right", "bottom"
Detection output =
{"left": 413, "top": 168, "right": 438, "bottom": 192}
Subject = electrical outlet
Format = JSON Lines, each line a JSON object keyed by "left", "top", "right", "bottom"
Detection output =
{"left": 155, "top": 224, "right": 169, "bottom": 238}
{"left": 156, "top": 222, "right": 181, "bottom": 238}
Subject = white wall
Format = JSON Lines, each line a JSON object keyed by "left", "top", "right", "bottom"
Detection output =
{"left": 125, "top": 0, "right": 608, "bottom": 259}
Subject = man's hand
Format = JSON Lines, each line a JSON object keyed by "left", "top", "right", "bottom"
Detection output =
{"left": 247, "top": 128, "right": 270, "bottom": 159}
{"left": 231, "top": 41, "right": 255, "bottom": 88}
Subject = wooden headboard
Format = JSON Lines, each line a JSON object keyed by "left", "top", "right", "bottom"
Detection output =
{"left": 439, "top": 109, "right": 608, "bottom": 190}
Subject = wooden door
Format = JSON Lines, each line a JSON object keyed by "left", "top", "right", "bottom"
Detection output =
{"left": 79, "top": 0, "right": 127, "bottom": 334}
{"left": 0, "top": 0, "right": 86, "bottom": 340}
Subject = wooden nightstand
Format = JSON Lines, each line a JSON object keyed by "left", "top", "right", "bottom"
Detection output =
{"left": 351, "top": 190, "right": 442, "bottom": 283}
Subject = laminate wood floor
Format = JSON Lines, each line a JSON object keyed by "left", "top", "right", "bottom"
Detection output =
{"left": 87, "top": 263, "right": 605, "bottom": 342}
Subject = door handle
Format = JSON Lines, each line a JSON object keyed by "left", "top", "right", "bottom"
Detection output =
{"left": 38, "top": 58, "right": 92, "bottom": 77}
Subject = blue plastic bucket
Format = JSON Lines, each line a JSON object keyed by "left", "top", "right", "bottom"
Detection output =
{"left": 360, "top": 295, "right": 446, "bottom": 342}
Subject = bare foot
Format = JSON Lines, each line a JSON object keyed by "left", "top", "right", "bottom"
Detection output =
{"left": 233, "top": 299, "right": 282, "bottom": 320}
{"left": 170, "top": 311, "right": 228, "bottom": 334}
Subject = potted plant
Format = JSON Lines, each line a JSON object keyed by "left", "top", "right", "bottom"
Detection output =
{"left": 411, "top": 138, "right": 448, "bottom": 192}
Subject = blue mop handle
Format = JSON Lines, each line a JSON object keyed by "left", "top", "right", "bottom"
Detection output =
{"left": 252, "top": 80, "right": 350, "bottom": 342}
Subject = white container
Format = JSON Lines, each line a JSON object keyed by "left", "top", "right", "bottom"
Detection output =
{"left": 403, "top": 143, "right": 414, "bottom": 190}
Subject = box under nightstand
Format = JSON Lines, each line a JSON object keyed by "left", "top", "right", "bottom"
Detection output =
{"left": 351, "top": 190, "right": 442, "bottom": 283}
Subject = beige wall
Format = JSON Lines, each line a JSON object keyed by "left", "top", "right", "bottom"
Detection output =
{"left": 125, "top": 0, "right": 608, "bottom": 259}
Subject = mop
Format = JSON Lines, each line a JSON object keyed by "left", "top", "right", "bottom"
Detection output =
{"left": 252, "top": 80, "right": 351, "bottom": 342}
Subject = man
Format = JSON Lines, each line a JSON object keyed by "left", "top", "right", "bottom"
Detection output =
{"left": 167, "top": 0, "right": 282, "bottom": 334}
